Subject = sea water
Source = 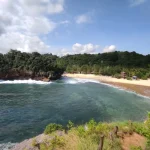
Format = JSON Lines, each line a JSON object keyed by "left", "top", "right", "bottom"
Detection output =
{"left": 0, "top": 77, "right": 150, "bottom": 149}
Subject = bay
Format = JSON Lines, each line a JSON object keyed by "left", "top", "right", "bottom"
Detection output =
{"left": 0, "top": 77, "right": 150, "bottom": 144}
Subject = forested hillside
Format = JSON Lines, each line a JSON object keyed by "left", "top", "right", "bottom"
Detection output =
{"left": 0, "top": 50, "right": 64, "bottom": 80}
{"left": 0, "top": 50, "right": 150, "bottom": 80}
{"left": 57, "top": 51, "right": 150, "bottom": 79}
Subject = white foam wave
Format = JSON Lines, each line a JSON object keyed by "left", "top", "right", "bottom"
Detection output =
{"left": 0, "top": 79, "right": 51, "bottom": 85}
{"left": 63, "top": 77, "right": 100, "bottom": 84}
{"left": 0, "top": 142, "right": 16, "bottom": 150}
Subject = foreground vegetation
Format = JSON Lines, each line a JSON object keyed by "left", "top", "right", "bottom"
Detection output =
{"left": 32, "top": 113, "right": 150, "bottom": 150}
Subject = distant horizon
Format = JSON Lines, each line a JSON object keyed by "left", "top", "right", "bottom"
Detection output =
{"left": 0, "top": 0, "right": 150, "bottom": 55}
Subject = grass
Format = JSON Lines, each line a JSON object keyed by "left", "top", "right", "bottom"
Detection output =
{"left": 32, "top": 113, "right": 150, "bottom": 150}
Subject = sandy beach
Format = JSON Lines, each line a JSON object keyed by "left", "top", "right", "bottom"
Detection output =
{"left": 64, "top": 74, "right": 150, "bottom": 97}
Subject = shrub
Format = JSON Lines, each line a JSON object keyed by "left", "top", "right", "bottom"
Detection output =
{"left": 77, "top": 125, "right": 86, "bottom": 137}
{"left": 103, "top": 138, "right": 122, "bottom": 150}
{"left": 141, "top": 76, "right": 148, "bottom": 80}
{"left": 95, "top": 123, "right": 110, "bottom": 135}
{"left": 67, "top": 120, "right": 74, "bottom": 129}
{"left": 87, "top": 119, "right": 97, "bottom": 130}
{"left": 132, "top": 112, "right": 150, "bottom": 139}
{"left": 145, "top": 112, "right": 150, "bottom": 129}
{"left": 39, "top": 136, "right": 65, "bottom": 150}
{"left": 114, "top": 74, "right": 121, "bottom": 79}
{"left": 127, "top": 77, "right": 132, "bottom": 80}
{"left": 77, "top": 136, "right": 98, "bottom": 150}
{"left": 133, "top": 122, "right": 150, "bottom": 139}
{"left": 50, "top": 136, "right": 65, "bottom": 149}
{"left": 146, "top": 139, "right": 150, "bottom": 150}
{"left": 44, "top": 123, "right": 63, "bottom": 134}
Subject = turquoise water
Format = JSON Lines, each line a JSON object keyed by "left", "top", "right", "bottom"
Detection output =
{"left": 0, "top": 77, "right": 150, "bottom": 146}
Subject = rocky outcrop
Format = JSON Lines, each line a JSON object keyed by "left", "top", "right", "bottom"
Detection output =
{"left": 11, "top": 131, "right": 64, "bottom": 150}
{"left": 11, "top": 134, "right": 51, "bottom": 150}
{"left": 0, "top": 70, "right": 62, "bottom": 81}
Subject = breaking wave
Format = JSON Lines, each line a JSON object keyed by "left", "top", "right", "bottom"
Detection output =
{"left": 0, "top": 142, "right": 16, "bottom": 150}
{"left": 0, "top": 78, "right": 100, "bottom": 85}
{"left": 62, "top": 77, "right": 100, "bottom": 84}
{"left": 0, "top": 79, "right": 52, "bottom": 85}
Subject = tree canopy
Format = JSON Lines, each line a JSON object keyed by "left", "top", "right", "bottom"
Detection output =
{"left": 0, "top": 50, "right": 64, "bottom": 80}
{"left": 57, "top": 51, "right": 150, "bottom": 79}
{"left": 0, "top": 50, "right": 150, "bottom": 80}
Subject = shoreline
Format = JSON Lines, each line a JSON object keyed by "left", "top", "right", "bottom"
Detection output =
{"left": 64, "top": 74, "right": 150, "bottom": 97}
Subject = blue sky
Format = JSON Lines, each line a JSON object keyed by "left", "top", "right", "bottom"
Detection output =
{"left": 0, "top": 0, "right": 149, "bottom": 55}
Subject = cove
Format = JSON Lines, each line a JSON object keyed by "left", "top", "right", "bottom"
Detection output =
{"left": 0, "top": 77, "right": 150, "bottom": 144}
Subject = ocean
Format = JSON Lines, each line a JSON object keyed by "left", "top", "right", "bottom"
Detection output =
{"left": 0, "top": 77, "right": 150, "bottom": 149}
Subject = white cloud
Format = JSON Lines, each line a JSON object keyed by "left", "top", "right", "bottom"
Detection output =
{"left": 19, "top": 0, "right": 64, "bottom": 16}
{"left": 0, "top": 0, "right": 65, "bottom": 53}
{"left": 72, "top": 43, "right": 99, "bottom": 54}
{"left": 54, "top": 44, "right": 117, "bottom": 56}
{"left": 24, "top": 16, "right": 56, "bottom": 35}
{"left": 0, "top": 32, "right": 50, "bottom": 54}
{"left": 103, "top": 45, "right": 116, "bottom": 53}
{"left": 56, "top": 48, "right": 73, "bottom": 56}
{"left": 76, "top": 14, "right": 91, "bottom": 24}
{"left": 53, "top": 43, "right": 100, "bottom": 56}
{"left": 129, "top": 0, "right": 146, "bottom": 6}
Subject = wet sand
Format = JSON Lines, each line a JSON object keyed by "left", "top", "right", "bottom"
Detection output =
{"left": 103, "top": 81, "right": 150, "bottom": 97}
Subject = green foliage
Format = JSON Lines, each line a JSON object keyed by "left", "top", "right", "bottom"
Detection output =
{"left": 44, "top": 123, "right": 63, "bottom": 134}
{"left": 0, "top": 50, "right": 64, "bottom": 80}
{"left": 49, "top": 136, "right": 65, "bottom": 149}
{"left": 95, "top": 123, "right": 110, "bottom": 135}
{"left": 114, "top": 74, "right": 121, "bottom": 79}
{"left": 77, "top": 136, "right": 99, "bottom": 150}
{"left": 146, "top": 139, "right": 150, "bottom": 150}
{"left": 39, "top": 136, "right": 65, "bottom": 150}
{"left": 67, "top": 120, "right": 74, "bottom": 129}
{"left": 132, "top": 113, "right": 150, "bottom": 139}
{"left": 41, "top": 113, "right": 150, "bottom": 150}
{"left": 57, "top": 51, "right": 150, "bottom": 79}
{"left": 127, "top": 77, "right": 132, "bottom": 80}
{"left": 141, "top": 76, "right": 148, "bottom": 80}
{"left": 1, "top": 50, "right": 150, "bottom": 80}
{"left": 145, "top": 112, "right": 150, "bottom": 129}
{"left": 87, "top": 119, "right": 97, "bottom": 130}
{"left": 77, "top": 125, "right": 86, "bottom": 137}
{"left": 130, "top": 146, "right": 142, "bottom": 150}
{"left": 103, "top": 138, "right": 122, "bottom": 150}
{"left": 133, "top": 122, "right": 150, "bottom": 139}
